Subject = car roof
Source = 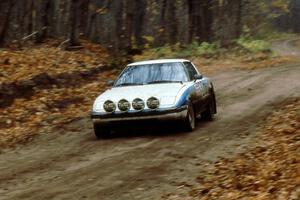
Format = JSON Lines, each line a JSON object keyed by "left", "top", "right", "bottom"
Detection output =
{"left": 127, "top": 59, "right": 190, "bottom": 66}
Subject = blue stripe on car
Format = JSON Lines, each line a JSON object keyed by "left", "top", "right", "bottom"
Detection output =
{"left": 175, "top": 85, "right": 195, "bottom": 107}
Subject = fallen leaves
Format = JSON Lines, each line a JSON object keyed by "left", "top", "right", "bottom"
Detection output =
{"left": 0, "top": 41, "right": 116, "bottom": 149}
{"left": 0, "top": 71, "right": 118, "bottom": 148}
{"left": 163, "top": 99, "right": 300, "bottom": 200}
{"left": 0, "top": 40, "right": 108, "bottom": 83}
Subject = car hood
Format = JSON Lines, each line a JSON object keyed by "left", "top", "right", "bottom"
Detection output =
{"left": 94, "top": 83, "right": 189, "bottom": 112}
{"left": 99, "top": 83, "right": 186, "bottom": 100}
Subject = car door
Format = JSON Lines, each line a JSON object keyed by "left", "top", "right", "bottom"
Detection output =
{"left": 190, "top": 62, "right": 210, "bottom": 97}
{"left": 183, "top": 62, "right": 206, "bottom": 113}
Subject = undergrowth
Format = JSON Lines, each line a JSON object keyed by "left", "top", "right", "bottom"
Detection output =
{"left": 134, "top": 37, "right": 274, "bottom": 61}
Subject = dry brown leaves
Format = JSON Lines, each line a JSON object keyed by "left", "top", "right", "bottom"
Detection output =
{"left": 0, "top": 41, "right": 116, "bottom": 149}
{"left": 0, "top": 40, "right": 108, "bottom": 83}
{"left": 0, "top": 71, "right": 116, "bottom": 148}
{"left": 164, "top": 99, "right": 300, "bottom": 200}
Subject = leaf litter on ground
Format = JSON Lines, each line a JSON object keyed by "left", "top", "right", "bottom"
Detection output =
{"left": 162, "top": 98, "right": 300, "bottom": 200}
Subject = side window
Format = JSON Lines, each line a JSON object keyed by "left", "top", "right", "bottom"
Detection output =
{"left": 183, "top": 62, "right": 198, "bottom": 81}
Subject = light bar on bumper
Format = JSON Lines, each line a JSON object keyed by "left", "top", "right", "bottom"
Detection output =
{"left": 91, "top": 105, "right": 188, "bottom": 122}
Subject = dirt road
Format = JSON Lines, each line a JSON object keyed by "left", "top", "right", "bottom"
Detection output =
{"left": 0, "top": 41, "right": 300, "bottom": 200}
{"left": 272, "top": 37, "right": 300, "bottom": 56}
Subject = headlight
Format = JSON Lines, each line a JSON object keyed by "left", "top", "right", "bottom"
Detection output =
{"left": 103, "top": 100, "right": 116, "bottom": 112}
{"left": 147, "top": 97, "right": 160, "bottom": 109}
{"left": 132, "top": 98, "right": 145, "bottom": 110}
{"left": 118, "top": 99, "right": 130, "bottom": 112}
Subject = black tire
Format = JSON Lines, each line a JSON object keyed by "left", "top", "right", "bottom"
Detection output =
{"left": 201, "top": 100, "right": 214, "bottom": 121}
{"left": 183, "top": 103, "right": 195, "bottom": 131}
{"left": 93, "top": 123, "right": 111, "bottom": 139}
{"left": 212, "top": 91, "right": 217, "bottom": 114}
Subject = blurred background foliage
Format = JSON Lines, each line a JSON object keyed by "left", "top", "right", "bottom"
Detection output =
{"left": 0, "top": 0, "right": 299, "bottom": 60}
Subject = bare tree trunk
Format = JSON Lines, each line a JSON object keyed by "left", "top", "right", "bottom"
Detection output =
{"left": 115, "top": 0, "right": 124, "bottom": 51}
{"left": 202, "top": 0, "right": 214, "bottom": 42}
{"left": 213, "top": 0, "right": 242, "bottom": 46}
{"left": 290, "top": 0, "right": 300, "bottom": 32}
{"left": 235, "top": 0, "right": 242, "bottom": 38}
{"left": 25, "top": 0, "right": 34, "bottom": 36}
{"left": 0, "top": 0, "right": 15, "bottom": 46}
{"left": 165, "top": 0, "right": 177, "bottom": 44}
{"left": 35, "top": 0, "right": 51, "bottom": 43}
{"left": 124, "top": 0, "right": 134, "bottom": 50}
{"left": 187, "top": 0, "right": 195, "bottom": 43}
{"left": 156, "top": 0, "right": 167, "bottom": 46}
{"left": 133, "top": 0, "right": 146, "bottom": 48}
{"left": 68, "top": 0, "right": 80, "bottom": 46}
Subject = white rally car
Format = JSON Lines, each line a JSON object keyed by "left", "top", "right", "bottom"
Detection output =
{"left": 91, "top": 59, "right": 216, "bottom": 138}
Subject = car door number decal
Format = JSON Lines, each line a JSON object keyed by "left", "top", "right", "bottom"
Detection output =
{"left": 195, "top": 82, "right": 201, "bottom": 89}
{"left": 195, "top": 81, "right": 206, "bottom": 97}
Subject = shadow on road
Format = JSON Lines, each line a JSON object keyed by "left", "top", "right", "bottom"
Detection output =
{"left": 90, "top": 118, "right": 215, "bottom": 140}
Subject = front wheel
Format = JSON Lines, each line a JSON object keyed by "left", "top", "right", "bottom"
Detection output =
{"left": 93, "top": 123, "right": 111, "bottom": 139}
{"left": 182, "top": 104, "right": 195, "bottom": 131}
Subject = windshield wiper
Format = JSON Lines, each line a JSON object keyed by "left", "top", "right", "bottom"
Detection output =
{"left": 115, "top": 83, "right": 144, "bottom": 87}
{"left": 147, "top": 80, "right": 183, "bottom": 84}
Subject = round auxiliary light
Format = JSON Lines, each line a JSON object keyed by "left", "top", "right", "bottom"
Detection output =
{"left": 103, "top": 100, "right": 116, "bottom": 113}
{"left": 147, "top": 97, "right": 160, "bottom": 109}
{"left": 118, "top": 99, "right": 131, "bottom": 112}
{"left": 132, "top": 98, "right": 145, "bottom": 110}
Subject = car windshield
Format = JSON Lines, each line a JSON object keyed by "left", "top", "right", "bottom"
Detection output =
{"left": 115, "top": 62, "right": 188, "bottom": 86}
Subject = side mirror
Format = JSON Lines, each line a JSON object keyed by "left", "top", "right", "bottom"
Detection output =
{"left": 194, "top": 74, "right": 203, "bottom": 80}
{"left": 107, "top": 80, "right": 114, "bottom": 86}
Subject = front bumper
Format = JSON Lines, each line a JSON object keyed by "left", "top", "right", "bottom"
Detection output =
{"left": 91, "top": 106, "right": 187, "bottom": 124}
